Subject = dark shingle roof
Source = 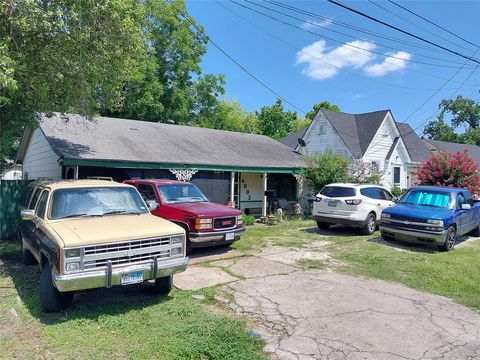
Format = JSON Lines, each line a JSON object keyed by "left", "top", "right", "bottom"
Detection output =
{"left": 423, "top": 139, "right": 480, "bottom": 163}
{"left": 278, "top": 127, "right": 308, "bottom": 149}
{"left": 33, "top": 113, "right": 302, "bottom": 170}
{"left": 397, "top": 123, "right": 431, "bottom": 162}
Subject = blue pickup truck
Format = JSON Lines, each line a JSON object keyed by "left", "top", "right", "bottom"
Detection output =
{"left": 379, "top": 186, "right": 480, "bottom": 251}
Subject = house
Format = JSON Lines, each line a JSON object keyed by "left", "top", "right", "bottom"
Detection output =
{"left": 1, "top": 163, "right": 22, "bottom": 180}
{"left": 15, "top": 112, "right": 303, "bottom": 217}
{"left": 280, "top": 109, "right": 431, "bottom": 190}
{"left": 423, "top": 139, "right": 480, "bottom": 163}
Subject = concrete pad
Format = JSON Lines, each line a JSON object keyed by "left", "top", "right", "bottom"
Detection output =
{"left": 209, "top": 259, "right": 236, "bottom": 268}
{"left": 173, "top": 266, "right": 236, "bottom": 290}
{"left": 257, "top": 245, "right": 330, "bottom": 266}
{"left": 188, "top": 248, "right": 244, "bottom": 265}
{"left": 219, "top": 271, "right": 480, "bottom": 360}
{"left": 228, "top": 257, "right": 296, "bottom": 278}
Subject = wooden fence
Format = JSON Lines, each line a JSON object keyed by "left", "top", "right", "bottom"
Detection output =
{"left": 0, "top": 180, "right": 32, "bottom": 240}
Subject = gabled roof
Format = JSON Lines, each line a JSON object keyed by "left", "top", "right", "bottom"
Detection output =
{"left": 17, "top": 113, "right": 303, "bottom": 172}
{"left": 423, "top": 139, "right": 480, "bottom": 163}
{"left": 278, "top": 127, "right": 308, "bottom": 150}
{"left": 397, "top": 123, "right": 431, "bottom": 162}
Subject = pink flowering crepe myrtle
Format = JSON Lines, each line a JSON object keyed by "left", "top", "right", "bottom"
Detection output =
{"left": 415, "top": 151, "right": 480, "bottom": 196}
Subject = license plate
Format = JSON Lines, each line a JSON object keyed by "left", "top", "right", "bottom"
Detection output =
{"left": 225, "top": 233, "right": 235, "bottom": 241}
{"left": 328, "top": 201, "right": 337, "bottom": 207}
{"left": 121, "top": 271, "right": 143, "bottom": 285}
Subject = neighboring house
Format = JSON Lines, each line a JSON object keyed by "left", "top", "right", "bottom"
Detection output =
{"left": 423, "top": 139, "right": 480, "bottom": 164}
{"left": 16, "top": 113, "right": 303, "bottom": 217}
{"left": 280, "top": 109, "right": 430, "bottom": 190}
{"left": 1, "top": 163, "right": 22, "bottom": 180}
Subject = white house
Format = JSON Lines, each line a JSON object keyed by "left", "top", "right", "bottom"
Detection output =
{"left": 280, "top": 109, "right": 431, "bottom": 190}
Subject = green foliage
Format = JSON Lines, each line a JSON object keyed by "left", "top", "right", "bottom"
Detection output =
{"left": 390, "top": 185, "right": 405, "bottom": 198}
{"left": 0, "top": 180, "right": 33, "bottom": 239}
{"left": 257, "top": 99, "right": 297, "bottom": 139}
{"left": 300, "top": 150, "right": 349, "bottom": 193}
{"left": 423, "top": 95, "right": 480, "bottom": 145}
{"left": 197, "top": 99, "right": 259, "bottom": 133}
{"left": 305, "top": 101, "right": 340, "bottom": 121}
{"left": 243, "top": 214, "right": 256, "bottom": 226}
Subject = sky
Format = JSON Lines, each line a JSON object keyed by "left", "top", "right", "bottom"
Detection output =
{"left": 186, "top": 0, "right": 480, "bottom": 133}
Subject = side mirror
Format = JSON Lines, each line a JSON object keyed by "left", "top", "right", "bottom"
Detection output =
{"left": 21, "top": 209, "right": 35, "bottom": 221}
{"left": 461, "top": 203, "right": 471, "bottom": 210}
{"left": 392, "top": 197, "right": 398, "bottom": 203}
{"left": 146, "top": 200, "right": 158, "bottom": 210}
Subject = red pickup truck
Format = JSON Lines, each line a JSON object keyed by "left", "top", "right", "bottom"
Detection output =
{"left": 124, "top": 179, "right": 245, "bottom": 252}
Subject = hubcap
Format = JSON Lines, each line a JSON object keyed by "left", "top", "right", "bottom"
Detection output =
{"left": 447, "top": 229, "right": 455, "bottom": 249}
{"left": 368, "top": 216, "right": 375, "bottom": 232}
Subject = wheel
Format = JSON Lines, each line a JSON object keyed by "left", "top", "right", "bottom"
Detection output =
{"left": 22, "top": 247, "right": 37, "bottom": 265}
{"left": 438, "top": 226, "right": 456, "bottom": 252}
{"left": 154, "top": 276, "right": 172, "bottom": 295}
{"left": 361, "top": 213, "right": 377, "bottom": 235}
{"left": 39, "top": 263, "right": 73, "bottom": 312}
{"left": 316, "top": 221, "right": 330, "bottom": 230}
{"left": 470, "top": 224, "right": 480, "bottom": 237}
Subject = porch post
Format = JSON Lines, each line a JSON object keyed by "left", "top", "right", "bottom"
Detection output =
{"left": 262, "top": 172, "right": 268, "bottom": 217}
{"left": 230, "top": 171, "right": 235, "bottom": 205}
{"left": 74, "top": 165, "right": 79, "bottom": 180}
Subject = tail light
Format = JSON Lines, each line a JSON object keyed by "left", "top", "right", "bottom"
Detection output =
{"left": 345, "top": 199, "right": 362, "bottom": 205}
{"left": 315, "top": 196, "right": 322, "bottom": 202}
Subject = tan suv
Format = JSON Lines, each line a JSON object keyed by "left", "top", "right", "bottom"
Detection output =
{"left": 18, "top": 180, "right": 189, "bottom": 312}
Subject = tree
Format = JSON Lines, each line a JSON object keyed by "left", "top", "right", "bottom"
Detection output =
{"left": 257, "top": 99, "right": 297, "bottom": 139}
{"left": 347, "top": 159, "right": 382, "bottom": 184}
{"left": 423, "top": 95, "right": 480, "bottom": 144}
{"left": 416, "top": 151, "right": 480, "bottom": 194}
{"left": 299, "top": 150, "right": 349, "bottom": 193}
{"left": 305, "top": 101, "right": 340, "bottom": 121}
{"left": 1, "top": 0, "right": 146, "bottom": 161}
{"left": 197, "top": 99, "right": 259, "bottom": 133}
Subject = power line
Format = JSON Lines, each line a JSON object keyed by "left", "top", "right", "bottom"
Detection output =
{"left": 367, "top": 0, "right": 476, "bottom": 53}
{"left": 326, "top": 0, "right": 480, "bottom": 65}
{"left": 220, "top": 1, "right": 462, "bottom": 92}
{"left": 242, "top": 0, "right": 475, "bottom": 70}
{"left": 164, "top": 0, "right": 308, "bottom": 115}
{"left": 387, "top": 0, "right": 480, "bottom": 50}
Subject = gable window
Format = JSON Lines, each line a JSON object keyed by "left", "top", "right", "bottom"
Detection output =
{"left": 381, "top": 124, "right": 389, "bottom": 137}
{"left": 318, "top": 124, "right": 326, "bottom": 135}
{"left": 393, "top": 167, "right": 401, "bottom": 185}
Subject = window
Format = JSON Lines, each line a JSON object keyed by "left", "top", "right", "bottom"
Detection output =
{"left": 382, "top": 124, "right": 389, "bottom": 137}
{"left": 458, "top": 193, "right": 466, "bottom": 209}
{"left": 371, "top": 161, "right": 379, "bottom": 174}
{"left": 360, "top": 187, "right": 382, "bottom": 200}
{"left": 157, "top": 184, "right": 208, "bottom": 204}
{"left": 393, "top": 167, "right": 401, "bottom": 185}
{"left": 318, "top": 124, "right": 326, "bottom": 135}
{"left": 320, "top": 186, "right": 356, "bottom": 198}
{"left": 138, "top": 184, "right": 157, "bottom": 201}
{"left": 382, "top": 189, "right": 393, "bottom": 201}
{"left": 35, "top": 191, "right": 49, "bottom": 219}
{"left": 401, "top": 190, "right": 451, "bottom": 209}
{"left": 29, "top": 188, "right": 41, "bottom": 210}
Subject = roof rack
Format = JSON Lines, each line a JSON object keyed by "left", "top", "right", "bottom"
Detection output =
{"left": 86, "top": 176, "right": 114, "bottom": 181}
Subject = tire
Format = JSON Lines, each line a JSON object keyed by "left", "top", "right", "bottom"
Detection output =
{"left": 154, "top": 276, "right": 172, "bottom": 295}
{"left": 317, "top": 221, "right": 330, "bottom": 230}
{"left": 438, "top": 226, "right": 456, "bottom": 252}
{"left": 22, "top": 247, "right": 37, "bottom": 265}
{"left": 361, "top": 213, "right": 377, "bottom": 235}
{"left": 39, "top": 263, "right": 73, "bottom": 312}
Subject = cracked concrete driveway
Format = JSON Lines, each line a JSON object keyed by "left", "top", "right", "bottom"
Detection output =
{"left": 218, "top": 271, "right": 480, "bottom": 360}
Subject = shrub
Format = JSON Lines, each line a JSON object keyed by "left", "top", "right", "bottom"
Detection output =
{"left": 390, "top": 185, "right": 405, "bottom": 198}
{"left": 347, "top": 158, "right": 383, "bottom": 184}
{"left": 415, "top": 151, "right": 480, "bottom": 193}
{"left": 243, "top": 215, "right": 256, "bottom": 226}
{"left": 299, "top": 150, "right": 349, "bottom": 193}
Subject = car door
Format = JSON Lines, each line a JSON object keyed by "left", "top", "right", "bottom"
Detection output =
{"left": 455, "top": 193, "right": 470, "bottom": 235}
{"left": 359, "top": 187, "right": 384, "bottom": 220}
{"left": 30, "top": 190, "right": 50, "bottom": 256}
{"left": 137, "top": 183, "right": 160, "bottom": 214}
{"left": 21, "top": 187, "right": 42, "bottom": 248}
{"left": 378, "top": 188, "right": 395, "bottom": 211}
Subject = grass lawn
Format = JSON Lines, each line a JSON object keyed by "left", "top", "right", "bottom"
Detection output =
{"left": 233, "top": 219, "right": 480, "bottom": 310}
{"left": 0, "top": 242, "right": 266, "bottom": 360}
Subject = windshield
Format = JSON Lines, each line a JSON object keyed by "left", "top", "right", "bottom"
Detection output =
{"left": 158, "top": 184, "right": 207, "bottom": 204}
{"left": 49, "top": 187, "right": 148, "bottom": 219}
{"left": 400, "top": 189, "right": 452, "bottom": 209}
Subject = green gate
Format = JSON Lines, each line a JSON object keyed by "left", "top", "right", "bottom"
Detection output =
{"left": 0, "top": 180, "right": 32, "bottom": 240}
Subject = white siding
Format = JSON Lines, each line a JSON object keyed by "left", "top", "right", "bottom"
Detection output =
{"left": 23, "top": 128, "right": 62, "bottom": 180}
{"left": 304, "top": 113, "right": 352, "bottom": 158}
{"left": 382, "top": 142, "right": 409, "bottom": 189}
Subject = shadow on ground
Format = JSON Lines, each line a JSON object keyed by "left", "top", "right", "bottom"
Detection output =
{"left": 299, "top": 224, "right": 361, "bottom": 236}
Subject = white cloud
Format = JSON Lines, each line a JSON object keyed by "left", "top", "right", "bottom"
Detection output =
{"left": 301, "top": 18, "right": 334, "bottom": 29}
{"left": 296, "top": 40, "right": 375, "bottom": 80}
{"left": 363, "top": 51, "right": 411, "bottom": 77}
{"left": 296, "top": 40, "right": 412, "bottom": 80}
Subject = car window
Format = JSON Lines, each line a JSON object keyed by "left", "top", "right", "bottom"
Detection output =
{"left": 458, "top": 193, "right": 466, "bottom": 208}
{"left": 320, "top": 186, "right": 356, "bottom": 198}
{"left": 360, "top": 187, "right": 381, "bottom": 200}
{"left": 29, "top": 188, "right": 41, "bottom": 210}
{"left": 381, "top": 189, "right": 393, "bottom": 201}
{"left": 138, "top": 184, "right": 157, "bottom": 201}
{"left": 35, "top": 191, "right": 49, "bottom": 219}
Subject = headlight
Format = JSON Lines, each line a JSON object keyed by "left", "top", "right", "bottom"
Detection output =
{"left": 195, "top": 218, "right": 213, "bottom": 230}
{"left": 170, "top": 247, "right": 182, "bottom": 256}
{"left": 237, "top": 214, "right": 243, "bottom": 225}
{"left": 381, "top": 213, "right": 390, "bottom": 219}
{"left": 196, "top": 218, "right": 212, "bottom": 224}
{"left": 65, "top": 248, "right": 81, "bottom": 258}
{"left": 427, "top": 219, "right": 444, "bottom": 226}
{"left": 170, "top": 235, "right": 184, "bottom": 245}
{"left": 66, "top": 262, "right": 81, "bottom": 272}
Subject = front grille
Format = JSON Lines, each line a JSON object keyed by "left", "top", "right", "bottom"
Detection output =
{"left": 383, "top": 222, "right": 441, "bottom": 232}
{"left": 389, "top": 215, "right": 427, "bottom": 223}
{"left": 82, "top": 236, "right": 174, "bottom": 270}
{"left": 213, "top": 216, "right": 236, "bottom": 230}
